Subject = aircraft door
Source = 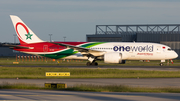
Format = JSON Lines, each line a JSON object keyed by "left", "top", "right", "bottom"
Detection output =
{"left": 156, "top": 46, "right": 161, "bottom": 54}
{"left": 156, "top": 46, "right": 165, "bottom": 59}
{"left": 43, "top": 45, "right": 48, "bottom": 52}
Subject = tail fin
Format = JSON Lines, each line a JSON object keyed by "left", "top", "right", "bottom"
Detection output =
{"left": 10, "top": 15, "right": 44, "bottom": 44}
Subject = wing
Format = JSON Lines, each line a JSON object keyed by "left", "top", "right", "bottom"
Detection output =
{"left": 50, "top": 42, "right": 106, "bottom": 56}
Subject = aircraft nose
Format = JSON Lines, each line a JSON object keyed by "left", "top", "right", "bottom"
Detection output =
{"left": 174, "top": 51, "right": 178, "bottom": 58}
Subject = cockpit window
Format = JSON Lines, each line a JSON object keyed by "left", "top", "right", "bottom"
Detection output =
{"left": 167, "top": 48, "right": 171, "bottom": 51}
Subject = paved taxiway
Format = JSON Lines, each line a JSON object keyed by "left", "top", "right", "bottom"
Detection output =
{"left": 1, "top": 66, "right": 180, "bottom": 100}
{"left": 1, "top": 78, "right": 180, "bottom": 88}
{"left": 1, "top": 89, "right": 180, "bottom": 101}
{"left": 3, "top": 65, "right": 180, "bottom": 71}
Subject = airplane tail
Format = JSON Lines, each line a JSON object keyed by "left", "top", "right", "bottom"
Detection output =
{"left": 10, "top": 15, "right": 44, "bottom": 44}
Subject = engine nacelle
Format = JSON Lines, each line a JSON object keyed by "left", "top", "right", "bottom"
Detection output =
{"left": 104, "top": 52, "right": 125, "bottom": 64}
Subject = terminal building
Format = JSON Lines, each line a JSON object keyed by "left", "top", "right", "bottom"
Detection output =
{"left": 0, "top": 43, "right": 26, "bottom": 57}
{"left": 86, "top": 24, "right": 180, "bottom": 59}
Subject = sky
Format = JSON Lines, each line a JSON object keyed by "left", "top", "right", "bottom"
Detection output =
{"left": 1, "top": 0, "right": 180, "bottom": 43}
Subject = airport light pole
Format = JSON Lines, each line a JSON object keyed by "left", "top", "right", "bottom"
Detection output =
{"left": 49, "top": 34, "right": 52, "bottom": 42}
{"left": 63, "top": 36, "right": 66, "bottom": 42}
{"left": 13, "top": 34, "right": 16, "bottom": 44}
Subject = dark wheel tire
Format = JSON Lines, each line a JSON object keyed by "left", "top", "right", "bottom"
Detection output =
{"left": 160, "top": 63, "right": 163, "bottom": 66}
{"left": 94, "top": 62, "right": 98, "bottom": 66}
{"left": 91, "top": 62, "right": 98, "bottom": 66}
{"left": 86, "top": 62, "right": 91, "bottom": 66}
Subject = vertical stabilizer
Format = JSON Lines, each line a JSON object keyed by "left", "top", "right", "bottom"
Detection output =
{"left": 10, "top": 15, "right": 44, "bottom": 44}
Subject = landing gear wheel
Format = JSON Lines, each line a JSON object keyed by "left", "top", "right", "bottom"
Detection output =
{"left": 159, "top": 63, "right": 163, "bottom": 66}
{"left": 95, "top": 62, "right": 98, "bottom": 66}
{"left": 86, "top": 62, "right": 91, "bottom": 66}
{"left": 92, "top": 62, "right": 98, "bottom": 66}
{"left": 86, "top": 62, "right": 98, "bottom": 66}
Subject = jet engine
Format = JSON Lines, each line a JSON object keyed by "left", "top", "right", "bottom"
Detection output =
{"left": 104, "top": 52, "right": 126, "bottom": 64}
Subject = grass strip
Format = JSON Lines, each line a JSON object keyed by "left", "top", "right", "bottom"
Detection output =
{"left": 0, "top": 82, "right": 42, "bottom": 90}
{"left": 1, "top": 83, "right": 180, "bottom": 93}
{"left": 1, "top": 67, "right": 180, "bottom": 78}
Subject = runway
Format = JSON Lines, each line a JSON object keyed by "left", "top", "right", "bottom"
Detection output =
{"left": 1, "top": 89, "right": 180, "bottom": 101}
{"left": 1, "top": 78, "right": 180, "bottom": 88}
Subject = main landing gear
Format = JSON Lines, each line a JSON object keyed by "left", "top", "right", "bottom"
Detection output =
{"left": 86, "top": 56, "right": 98, "bottom": 66}
{"left": 86, "top": 61, "right": 98, "bottom": 66}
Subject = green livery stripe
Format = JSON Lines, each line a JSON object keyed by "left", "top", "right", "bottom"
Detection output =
{"left": 39, "top": 42, "right": 105, "bottom": 59}
{"left": 80, "top": 42, "right": 106, "bottom": 48}
{"left": 39, "top": 49, "right": 78, "bottom": 59}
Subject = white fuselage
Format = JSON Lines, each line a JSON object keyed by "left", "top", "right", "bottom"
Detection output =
{"left": 65, "top": 42, "right": 178, "bottom": 60}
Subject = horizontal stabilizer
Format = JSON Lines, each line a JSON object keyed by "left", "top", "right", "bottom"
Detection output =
{"left": 3, "top": 44, "right": 30, "bottom": 49}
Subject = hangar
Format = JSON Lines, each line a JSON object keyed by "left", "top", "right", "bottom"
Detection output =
{"left": 86, "top": 24, "right": 180, "bottom": 59}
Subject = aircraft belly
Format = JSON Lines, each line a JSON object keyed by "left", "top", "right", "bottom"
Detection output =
{"left": 64, "top": 54, "right": 88, "bottom": 60}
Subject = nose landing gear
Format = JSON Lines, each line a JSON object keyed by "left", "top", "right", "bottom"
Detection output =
{"left": 160, "top": 59, "right": 174, "bottom": 66}
{"left": 159, "top": 60, "right": 165, "bottom": 66}
{"left": 159, "top": 63, "right": 163, "bottom": 66}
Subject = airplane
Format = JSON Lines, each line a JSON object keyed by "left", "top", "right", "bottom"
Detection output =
{"left": 6, "top": 15, "right": 178, "bottom": 66}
